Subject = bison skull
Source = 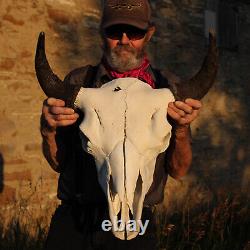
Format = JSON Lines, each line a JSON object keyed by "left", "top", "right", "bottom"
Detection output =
{"left": 75, "top": 78, "right": 174, "bottom": 240}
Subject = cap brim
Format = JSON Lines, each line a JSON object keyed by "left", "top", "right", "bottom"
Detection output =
{"left": 101, "top": 17, "right": 149, "bottom": 30}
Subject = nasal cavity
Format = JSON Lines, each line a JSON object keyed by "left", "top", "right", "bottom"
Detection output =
{"left": 113, "top": 86, "right": 122, "bottom": 92}
{"left": 117, "top": 204, "right": 134, "bottom": 221}
{"left": 109, "top": 175, "right": 117, "bottom": 201}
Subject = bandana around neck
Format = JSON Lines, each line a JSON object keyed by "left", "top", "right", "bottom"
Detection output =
{"left": 102, "top": 56, "right": 155, "bottom": 89}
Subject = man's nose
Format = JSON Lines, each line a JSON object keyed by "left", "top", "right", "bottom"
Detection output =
{"left": 120, "top": 33, "right": 130, "bottom": 44}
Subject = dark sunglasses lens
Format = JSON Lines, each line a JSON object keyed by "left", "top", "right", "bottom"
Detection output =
{"left": 105, "top": 25, "right": 147, "bottom": 40}
{"left": 127, "top": 27, "right": 147, "bottom": 40}
{"left": 105, "top": 26, "right": 122, "bottom": 40}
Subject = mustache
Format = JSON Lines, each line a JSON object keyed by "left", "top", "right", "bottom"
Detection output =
{"left": 103, "top": 42, "right": 145, "bottom": 72}
{"left": 112, "top": 44, "right": 137, "bottom": 54}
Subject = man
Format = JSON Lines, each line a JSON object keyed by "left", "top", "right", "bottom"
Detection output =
{"left": 40, "top": 0, "right": 202, "bottom": 249}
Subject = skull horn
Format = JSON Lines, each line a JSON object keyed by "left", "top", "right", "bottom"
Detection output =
{"left": 35, "top": 32, "right": 81, "bottom": 108}
{"left": 170, "top": 30, "right": 218, "bottom": 101}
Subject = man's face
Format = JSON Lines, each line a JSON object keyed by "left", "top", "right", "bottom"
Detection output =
{"left": 102, "top": 24, "right": 155, "bottom": 72}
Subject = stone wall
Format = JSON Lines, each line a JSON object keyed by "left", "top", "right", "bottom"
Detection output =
{"left": 0, "top": 0, "right": 103, "bottom": 218}
{"left": 0, "top": 0, "right": 250, "bottom": 218}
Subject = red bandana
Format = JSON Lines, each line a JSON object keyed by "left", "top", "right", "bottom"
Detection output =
{"left": 103, "top": 57, "right": 155, "bottom": 89}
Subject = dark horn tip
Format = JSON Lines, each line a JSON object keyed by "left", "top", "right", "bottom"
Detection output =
{"left": 37, "top": 32, "right": 45, "bottom": 50}
{"left": 39, "top": 31, "right": 45, "bottom": 38}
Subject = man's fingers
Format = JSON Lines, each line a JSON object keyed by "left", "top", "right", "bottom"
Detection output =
{"left": 168, "top": 108, "right": 188, "bottom": 125}
{"left": 174, "top": 101, "right": 193, "bottom": 114}
{"left": 184, "top": 110, "right": 199, "bottom": 123}
{"left": 168, "top": 102, "right": 186, "bottom": 117}
{"left": 56, "top": 120, "right": 78, "bottom": 127}
{"left": 49, "top": 106, "right": 75, "bottom": 115}
{"left": 167, "top": 99, "right": 201, "bottom": 126}
{"left": 167, "top": 107, "right": 181, "bottom": 121}
{"left": 46, "top": 117, "right": 57, "bottom": 128}
{"left": 42, "top": 98, "right": 78, "bottom": 130}
{"left": 54, "top": 114, "right": 79, "bottom": 121}
{"left": 185, "top": 98, "right": 202, "bottom": 110}
{"left": 42, "top": 103, "right": 49, "bottom": 114}
{"left": 47, "top": 115, "right": 78, "bottom": 127}
{"left": 46, "top": 98, "right": 65, "bottom": 107}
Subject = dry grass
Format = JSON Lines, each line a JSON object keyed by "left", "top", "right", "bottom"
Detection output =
{"left": 156, "top": 193, "right": 250, "bottom": 250}
{"left": 0, "top": 198, "right": 55, "bottom": 250}
{"left": 0, "top": 218, "right": 46, "bottom": 250}
{"left": 0, "top": 193, "right": 249, "bottom": 250}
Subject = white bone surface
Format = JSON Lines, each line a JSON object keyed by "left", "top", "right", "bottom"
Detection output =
{"left": 75, "top": 78, "right": 175, "bottom": 240}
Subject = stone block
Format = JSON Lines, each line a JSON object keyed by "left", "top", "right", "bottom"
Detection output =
{"left": 0, "top": 58, "right": 15, "bottom": 71}
{"left": 0, "top": 116, "right": 16, "bottom": 137}
{"left": 2, "top": 14, "right": 24, "bottom": 26}
{"left": 0, "top": 185, "right": 16, "bottom": 205}
{"left": 24, "top": 143, "right": 41, "bottom": 152}
{"left": 0, "top": 144, "right": 16, "bottom": 156}
{"left": 5, "top": 170, "right": 32, "bottom": 182}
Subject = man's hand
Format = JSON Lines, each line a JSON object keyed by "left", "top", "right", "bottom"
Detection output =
{"left": 41, "top": 97, "right": 79, "bottom": 131}
{"left": 167, "top": 98, "right": 202, "bottom": 128}
{"left": 166, "top": 98, "right": 201, "bottom": 178}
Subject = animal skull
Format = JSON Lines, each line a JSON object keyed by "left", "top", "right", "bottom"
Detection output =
{"left": 75, "top": 78, "right": 174, "bottom": 239}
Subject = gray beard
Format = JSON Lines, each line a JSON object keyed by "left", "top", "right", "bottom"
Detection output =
{"left": 104, "top": 44, "right": 145, "bottom": 73}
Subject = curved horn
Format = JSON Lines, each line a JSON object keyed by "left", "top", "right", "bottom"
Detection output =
{"left": 35, "top": 32, "right": 80, "bottom": 108}
{"left": 170, "top": 30, "right": 218, "bottom": 101}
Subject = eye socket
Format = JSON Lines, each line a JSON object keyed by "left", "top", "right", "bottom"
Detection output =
{"left": 105, "top": 24, "right": 147, "bottom": 41}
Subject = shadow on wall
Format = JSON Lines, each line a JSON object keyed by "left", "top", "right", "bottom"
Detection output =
{"left": 191, "top": 86, "right": 250, "bottom": 199}
{"left": 48, "top": 3, "right": 103, "bottom": 74}
{"left": 149, "top": 0, "right": 250, "bottom": 201}
{"left": 0, "top": 153, "right": 4, "bottom": 193}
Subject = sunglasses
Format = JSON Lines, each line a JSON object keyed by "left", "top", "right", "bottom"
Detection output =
{"left": 104, "top": 24, "right": 147, "bottom": 41}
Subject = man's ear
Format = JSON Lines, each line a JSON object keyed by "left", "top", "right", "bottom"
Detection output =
{"left": 145, "top": 25, "right": 156, "bottom": 42}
